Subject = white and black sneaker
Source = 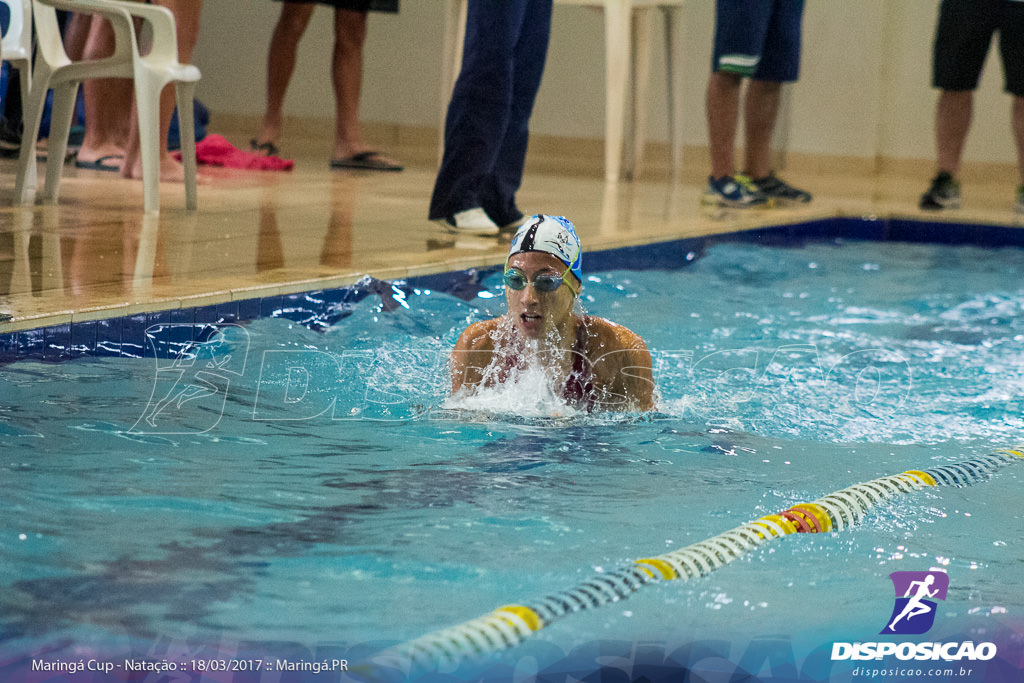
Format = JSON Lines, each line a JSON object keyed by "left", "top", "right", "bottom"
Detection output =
{"left": 434, "top": 208, "right": 500, "bottom": 236}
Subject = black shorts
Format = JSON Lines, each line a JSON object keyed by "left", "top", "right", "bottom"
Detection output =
{"left": 274, "top": 0, "right": 398, "bottom": 12}
{"left": 933, "top": 0, "right": 1024, "bottom": 96}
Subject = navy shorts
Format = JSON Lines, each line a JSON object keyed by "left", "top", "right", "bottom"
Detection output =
{"left": 711, "top": 0, "right": 804, "bottom": 82}
{"left": 933, "top": 0, "right": 1024, "bottom": 96}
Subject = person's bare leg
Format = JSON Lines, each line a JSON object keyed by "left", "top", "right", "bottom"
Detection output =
{"left": 62, "top": 12, "right": 91, "bottom": 60}
{"left": 254, "top": 3, "right": 314, "bottom": 151}
{"left": 331, "top": 8, "right": 367, "bottom": 159}
{"left": 935, "top": 89, "right": 972, "bottom": 178}
{"left": 78, "top": 15, "right": 132, "bottom": 168}
{"left": 742, "top": 78, "right": 782, "bottom": 179}
{"left": 330, "top": 8, "right": 398, "bottom": 166}
{"left": 121, "top": 0, "right": 203, "bottom": 182}
{"left": 706, "top": 70, "right": 743, "bottom": 179}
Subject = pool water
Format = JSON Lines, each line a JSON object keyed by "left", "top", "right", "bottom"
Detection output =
{"left": 1, "top": 239, "right": 1022, "bottom": 681}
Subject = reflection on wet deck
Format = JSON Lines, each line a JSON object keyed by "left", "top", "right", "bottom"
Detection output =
{"left": 2, "top": 130, "right": 1023, "bottom": 334}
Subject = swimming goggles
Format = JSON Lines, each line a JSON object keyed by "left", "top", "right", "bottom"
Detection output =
{"left": 503, "top": 265, "right": 579, "bottom": 295}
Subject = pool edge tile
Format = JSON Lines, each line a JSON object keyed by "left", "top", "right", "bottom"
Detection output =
{"left": 5, "top": 217, "right": 1024, "bottom": 365}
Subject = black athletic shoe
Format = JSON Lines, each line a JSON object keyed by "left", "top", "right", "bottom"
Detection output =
{"left": 920, "top": 171, "right": 961, "bottom": 210}
{"left": 750, "top": 172, "right": 812, "bottom": 204}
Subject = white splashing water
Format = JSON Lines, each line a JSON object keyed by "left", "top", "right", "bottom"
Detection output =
{"left": 445, "top": 361, "right": 584, "bottom": 419}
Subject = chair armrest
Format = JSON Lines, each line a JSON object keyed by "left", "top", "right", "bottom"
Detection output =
{"left": 94, "top": 0, "right": 181, "bottom": 63}
{"left": 37, "top": 0, "right": 182, "bottom": 64}
{"left": 32, "top": 0, "right": 135, "bottom": 69}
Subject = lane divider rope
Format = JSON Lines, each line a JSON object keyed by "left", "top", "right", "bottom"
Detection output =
{"left": 368, "top": 447, "right": 1023, "bottom": 674}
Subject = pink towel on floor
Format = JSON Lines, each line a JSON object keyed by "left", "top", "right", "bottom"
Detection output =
{"left": 172, "top": 133, "right": 294, "bottom": 171}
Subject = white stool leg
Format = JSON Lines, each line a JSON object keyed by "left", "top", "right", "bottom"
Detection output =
{"left": 626, "top": 8, "right": 654, "bottom": 180}
{"left": 663, "top": 5, "right": 685, "bottom": 180}
{"left": 438, "top": 0, "right": 467, "bottom": 166}
{"left": 603, "top": 0, "right": 630, "bottom": 183}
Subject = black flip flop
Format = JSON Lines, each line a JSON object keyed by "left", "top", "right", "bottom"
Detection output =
{"left": 74, "top": 154, "right": 123, "bottom": 172}
{"left": 329, "top": 151, "right": 403, "bottom": 172}
{"left": 250, "top": 139, "right": 281, "bottom": 158}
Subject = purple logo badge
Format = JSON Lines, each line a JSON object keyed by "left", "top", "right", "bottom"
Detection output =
{"left": 880, "top": 571, "right": 949, "bottom": 635}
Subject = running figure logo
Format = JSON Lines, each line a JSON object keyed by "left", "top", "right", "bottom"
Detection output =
{"left": 131, "top": 324, "right": 249, "bottom": 435}
{"left": 881, "top": 571, "right": 949, "bottom": 635}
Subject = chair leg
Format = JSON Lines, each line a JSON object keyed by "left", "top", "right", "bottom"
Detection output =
{"left": 14, "top": 69, "right": 51, "bottom": 205}
{"left": 13, "top": 120, "right": 37, "bottom": 205}
{"left": 135, "top": 74, "right": 165, "bottom": 214}
{"left": 626, "top": 9, "right": 654, "bottom": 181}
{"left": 42, "top": 83, "right": 79, "bottom": 203}
{"left": 603, "top": 2, "right": 631, "bottom": 183}
{"left": 175, "top": 81, "right": 198, "bottom": 211}
{"left": 438, "top": 0, "right": 467, "bottom": 166}
{"left": 663, "top": 6, "right": 685, "bottom": 180}
{"left": 15, "top": 63, "right": 37, "bottom": 191}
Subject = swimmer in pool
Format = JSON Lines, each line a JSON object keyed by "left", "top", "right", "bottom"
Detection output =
{"left": 450, "top": 214, "right": 656, "bottom": 412}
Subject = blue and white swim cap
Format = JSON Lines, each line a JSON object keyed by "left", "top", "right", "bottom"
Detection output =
{"left": 508, "top": 214, "right": 583, "bottom": 283}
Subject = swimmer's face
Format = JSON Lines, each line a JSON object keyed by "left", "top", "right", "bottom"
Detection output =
{"left": 504, "top": 252, "right": 579, "bottom": 340}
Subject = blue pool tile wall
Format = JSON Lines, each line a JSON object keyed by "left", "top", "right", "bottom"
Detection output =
{"left": 2, "top": 217, "right": 1023, "bottom": 365}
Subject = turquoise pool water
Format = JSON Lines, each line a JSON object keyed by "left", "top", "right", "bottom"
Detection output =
{"left": 1, "top": 235, "right": 1022, "bottom": 682}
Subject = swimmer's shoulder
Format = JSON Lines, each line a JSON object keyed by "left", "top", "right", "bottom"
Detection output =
{"left": 580, "top": 316, "right": 656, "bottom": 411}
{"left": 454, "top": 318, "right": 501, "bottom": 352}
{"left": 581, "top": 315, "right": 650, "bottom": 354}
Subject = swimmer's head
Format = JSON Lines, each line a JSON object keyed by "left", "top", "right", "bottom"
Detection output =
{"left": 508, "top": 215, "right": 582, "bottom": 285}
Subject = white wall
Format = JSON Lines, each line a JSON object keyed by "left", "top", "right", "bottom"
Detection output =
{"left": 193, "top": 0, "right": 1019, "bottom": 165}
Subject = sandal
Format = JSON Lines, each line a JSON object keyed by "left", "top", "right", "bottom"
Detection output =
{"left": 250, "top": 139, "right": 281, "bottom": 158}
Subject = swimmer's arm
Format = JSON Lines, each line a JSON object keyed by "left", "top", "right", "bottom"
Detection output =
{"left": 450, "top": 321, "right": 497, "bottom": 395}
{"left": 615, "top": 341, "right": 656, "bottom": 412}
{"left": 591, "top": 321, "right": 656, "bottom": 412}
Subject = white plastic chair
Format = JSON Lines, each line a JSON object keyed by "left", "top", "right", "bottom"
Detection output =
{"left": 15, "top": 0, "right": 200, "bottom": 213}
{"left": 1, "top": 0, "right": 32, "bottom": 98}
{"left": 555, "top": 0, "right": 686, "bottom": 182}
{"left": 441, "top": 0, "right": 686, "bottom": 183}
{"left": 1, "top": 0, "right": 35, "bottom": 185}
